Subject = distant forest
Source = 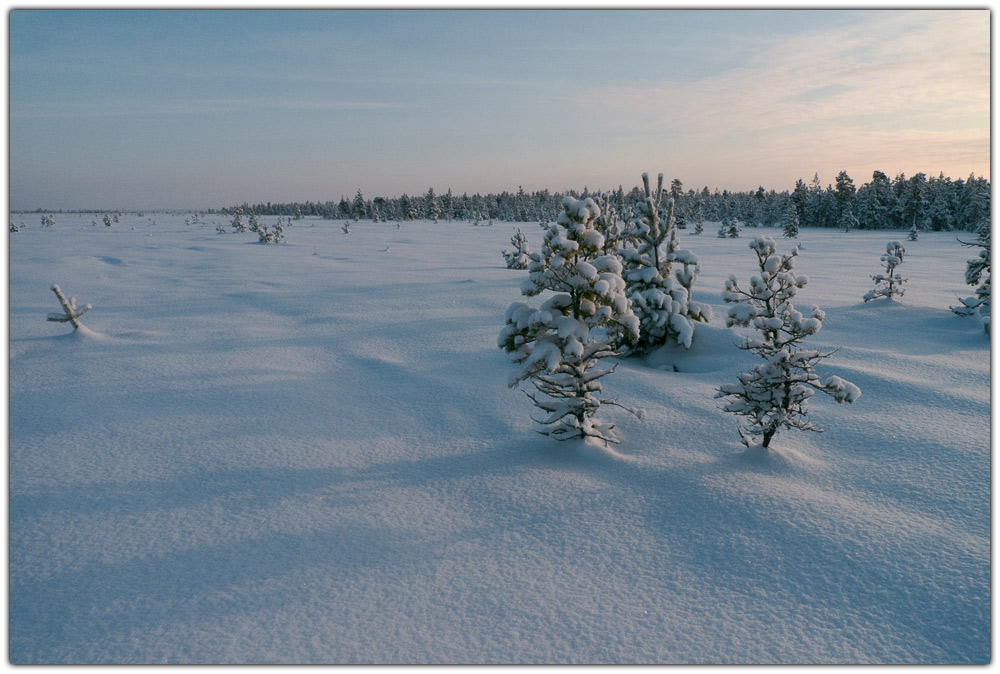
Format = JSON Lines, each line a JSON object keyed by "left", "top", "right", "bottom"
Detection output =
{"left": 222, "top": 169, "right": 990, "bottom": 232}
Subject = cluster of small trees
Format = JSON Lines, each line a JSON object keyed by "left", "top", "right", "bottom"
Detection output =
{"left": 498, "top": 175, "right": 859, "bottom": 449}
{"left": 218, "top": 207, "right": 289, "bottom": 243}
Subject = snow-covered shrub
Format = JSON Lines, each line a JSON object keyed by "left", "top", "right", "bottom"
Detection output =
{"left": 782, "top": 202, "right": 799, "bottom": 238}
{"left": 342, "top": 221, "right": 351, "bottom": 234}
{"left": 717, "top": 221, "right": 728, "bottom": 238}
{"left": 215, "top": 223, "right": 228, "bottom": 234}
{"left": 618, "top": 172, "right": 710, "bottom": 352}
{"left": 498, "top": 196, "right": 640, "bottom": 444}
{"left": 103, "top": 214, "right": 113, "bottom": 227}
{"left": 716, "top": 236, "right": 860, "bottom": 449}
{"left": 727, "top": 218, "right": 742, "bottom": 238}
{"left": 258, "top": 218, "right": 285, "bottom": 243}
{"left": 907, "top": 224, "right": 919, "bottom": 241}
{"left": 10, "top": 223, "right": 19, "bottom": 233}
{"left": 41, "top": 215, "right": 54, "bottom": 227}
{"left": 863, "top": 241, "right": 907, "bottom": 302}
{"left": 47, "top": 284, "right": 91, "bottom": 331}
{"left": 952, "top": 223, "right": 990, "bottom": 332}
{"left": 502, "top": 228, "right": 532, "bottom": 269}
{"left": 694, "top": 220, "right": 704, "bottom": 235}
{"left": 231, "top": 210, "right": 246, "bottom": 233}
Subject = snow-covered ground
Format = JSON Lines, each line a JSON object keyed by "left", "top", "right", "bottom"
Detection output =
{"left": 9, "top": 213, "right": 990, "bottom": 664}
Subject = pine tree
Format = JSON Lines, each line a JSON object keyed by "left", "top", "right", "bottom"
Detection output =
{"left": 716, "top": 236, "right": 860, "bottom": 448}
{"left": 952, "top": 220, "right": 990, "bottom": 332}
{"left": 498, "top": 196, "right": 640, "bottom": 444}
{"left": 782, "top": 201, "right": 800, "bottom": 238}
{"left": 502, "top": 228, "right": 532, "bottom": 269}
{"left": 863, "top": 241, "right": 907, "bottom": 302}
{"left": 907, "top": 223, "right": 919, "bottom": 241}
{"left": 619, "top": 172, "right": 710, "bottom": 351}
{"left": 727, "top": 218, "right": 742, "bottom": 238}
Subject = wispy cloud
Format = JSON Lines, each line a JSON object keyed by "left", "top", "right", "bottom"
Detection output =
{"left": 567, "top": 10, "right": 989, "bottom": 174}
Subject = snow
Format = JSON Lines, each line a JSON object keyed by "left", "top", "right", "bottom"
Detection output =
{"left": 9, "top": 215, "right": 990, "bottom": 664}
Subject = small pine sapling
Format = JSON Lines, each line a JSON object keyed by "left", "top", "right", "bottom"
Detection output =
{"left": 47, "top": 285, "right": 91, "bottom": 331}
{"left": 231, "top": 210, "right": 246, "bottom": 233}
{"left": 727, "top": 218, "right": 742, "bottom": 238}
{"left": 502, "top": 228, "right": 532, "bottom": 269}
{"left": 694, "top": 220, "right": 704, "bottom": 235}
{"left": 863, "top": 241, "right": 907, "bottom": 302}
{"left": 498, "top": 196, "right": 640, "bottom": 444}
{"left": 952, "top": 222, "right": 990, "bottom": 332}
{"left": 907, "top": 223, "right": 919, "bottom": 241}
{"left": 619, "top": 172, "right": 710, "bottom": 352}
{"left": 716, "top": 236, "right": 860, "bottom": 449}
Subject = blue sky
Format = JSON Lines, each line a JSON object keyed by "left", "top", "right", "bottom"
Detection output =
{"left": 9, "top": 8, "right": 991, "bottom": 210}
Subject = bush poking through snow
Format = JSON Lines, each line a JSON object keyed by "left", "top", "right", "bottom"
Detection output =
{"left": 498, "top": 196, "right": 640, "bottom": 444}
{"left": 502, "top": 228, "right": 532, "bottom": 269}
{"left": 863, "top": 241, "right": 907, "bottom": 302}
{"left": 716, "top": 236, "right": 860, "bottom": 449}
{"left": 47, "top": 285, "right": 91, "bottom": 331}
{"left": 258, "top": 218, "right": 286, "bottom": 244}
{"left": 908, "top": 224, "right": 919, "bottom": 241}
{"left": 619, "top": 172, "right": 710, "bottom": 352}
{"left": 952, "top": 223, "right": 990, "bottom": 332}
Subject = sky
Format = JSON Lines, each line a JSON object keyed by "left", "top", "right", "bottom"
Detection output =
{"left": 8, "top": 6, "right": 992, "bottom": 211}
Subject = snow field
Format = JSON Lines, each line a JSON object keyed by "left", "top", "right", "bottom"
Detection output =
{"left": 9, "top": 214, "right": 990, "bottom": 663}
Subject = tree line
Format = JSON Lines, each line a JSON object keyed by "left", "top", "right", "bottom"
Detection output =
{"left": 219, "top": 170, "right": 990, "bottom": 232}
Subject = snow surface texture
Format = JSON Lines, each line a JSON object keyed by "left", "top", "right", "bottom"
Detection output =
{"left": 9, "top": 215, "right": 990, "bottom": 664}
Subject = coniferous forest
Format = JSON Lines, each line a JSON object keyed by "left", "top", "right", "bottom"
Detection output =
{"left": 217, "top": 170, "right": 990, "bottom": 233}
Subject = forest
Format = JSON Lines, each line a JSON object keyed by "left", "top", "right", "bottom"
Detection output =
{"left": 219, "top": 170, "right": 991, "bottom": 233}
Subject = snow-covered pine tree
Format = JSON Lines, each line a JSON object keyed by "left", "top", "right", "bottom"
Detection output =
{"left": 716, "top": 236, "right": 860, "bottom": 449}
{"left": 863, "top": 241, "right": 907, "bottom": 302}
{"left": 952, "top": 222, "right": 990, "bottom": 332}
{"left": 619, "top": 172, "right": 710, "bottom": 351}
{"left": 502, "top": 227, "right": 532, "bottom": 269}
{"left": 717, "top": 219, "right": 729, "bottom": 238}
{"left": 907, "top": 223, "right": 919, "bottom": 241}
{"left": 231, "top": 209, "right": 246, "bottom": 233}
{"left": 782, "top": 201, "right": 800, "bottom": 238}
{"left": 498, "top": 196, "right": 640, "bottom": 444}
{"left": 593, "top": 192, "right": 626, "bottom": 255}
{"left": 839, "top": 209, "right": 859, "bottom": 232}
{"left": 727, "top": 218, "right": 742, "bottom": 238}
{"left": 694, "top": 219, "right": 704, "bottom": 235}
